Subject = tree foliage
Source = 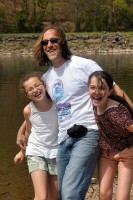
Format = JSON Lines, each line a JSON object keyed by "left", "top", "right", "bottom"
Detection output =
{"left": 0, "top": 0, "right": 133, "bottom": 33}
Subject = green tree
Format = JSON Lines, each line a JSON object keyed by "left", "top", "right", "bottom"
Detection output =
{"left": 15, "top": 0, "right": 48, "bottom": 32}
{"left": 113, "top": 0, "right": 131, "bottom": 30}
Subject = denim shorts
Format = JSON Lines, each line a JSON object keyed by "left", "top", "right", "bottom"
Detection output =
{"left": 27, "top": 156, "right": 57, "bottom": 175}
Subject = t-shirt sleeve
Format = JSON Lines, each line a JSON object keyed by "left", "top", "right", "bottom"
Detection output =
{"left": 42, "top": 70, "right": 50, "bottom": 83}
{"left": 86, "top": 61, "right": 103, "bottom": 75}
{"left": 83, "top": 60, "right": 103, "bottom": 83}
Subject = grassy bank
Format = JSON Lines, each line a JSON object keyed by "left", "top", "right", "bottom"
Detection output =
{"left": 0, "top": 32, "right": 133, "bottom": 55}
{"left": 0, "top": 31, "right": 133, "bottom": 37}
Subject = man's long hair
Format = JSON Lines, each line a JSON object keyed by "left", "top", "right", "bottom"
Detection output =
{"left": 33, "top": 26, "right": 72, "bottom": 67}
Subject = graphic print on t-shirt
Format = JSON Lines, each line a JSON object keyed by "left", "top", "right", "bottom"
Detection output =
{"left": 52, "top": 79, "right": 64, "bottom": 102}
{"left": 52, "top": 79, "right": 71, "bottom": 123}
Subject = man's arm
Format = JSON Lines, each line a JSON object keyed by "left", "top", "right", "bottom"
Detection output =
{"left": 113, "top": 84, "right": 133, "bottom": 108}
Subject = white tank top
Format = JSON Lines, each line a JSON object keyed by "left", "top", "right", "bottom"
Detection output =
{"left": 25, "top": 102, "right": 58, "bottom": 158}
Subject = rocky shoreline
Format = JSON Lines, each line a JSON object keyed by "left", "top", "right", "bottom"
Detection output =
{"left": 0, "top": 33, "right": 133, "bottom": 55}
{"left": 86, "top": 177, "right": 133, "bottom": 200}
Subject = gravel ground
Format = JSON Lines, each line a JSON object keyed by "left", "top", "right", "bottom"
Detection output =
{"left": 85, "top": 177, "right": 133, "bottom": 200}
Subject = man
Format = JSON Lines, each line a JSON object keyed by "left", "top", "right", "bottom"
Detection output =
{"left": 17, "top": 26, "right": 133, "bottom": 200}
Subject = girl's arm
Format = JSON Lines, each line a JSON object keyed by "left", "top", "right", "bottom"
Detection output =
{"left": 16, "top": 104, "right": 31, "bottom": 149}
{"left": 16, "top": 121, "right": 27, "bottom": 149}
{"left": 16, "top": 104, "right": 31, "bottom": 147}
{"left": 113, "top": 84, "right": 133, "bottom": 108}
{"left": 23, "top": 104, "right": 31, "bottom": 140}
{"left": 125, "top": 124, "right": 133, "bottom": 132}
{"left": 14, "top": 105, "right": 31, "bottom": 165}
{"left": 14, "top": 149, "right": 25, "bottom": 164}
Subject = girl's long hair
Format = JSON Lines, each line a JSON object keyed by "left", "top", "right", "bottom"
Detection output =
{"left": 109, "top": 92, "right": 133, "bottom": 119}
{"left": 88, "top": 70, "right": 133, "bottom": 118}
{"left": 21, "top": 72, "right": 51, "bottom": 99}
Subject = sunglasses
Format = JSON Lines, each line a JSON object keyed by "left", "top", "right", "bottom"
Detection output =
{"left": 41, "top": 38, "right": 58, "bottom": 46}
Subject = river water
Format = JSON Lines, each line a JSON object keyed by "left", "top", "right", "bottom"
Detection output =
{"left": 0, "top": 54, "right": 133, "bottom": 200}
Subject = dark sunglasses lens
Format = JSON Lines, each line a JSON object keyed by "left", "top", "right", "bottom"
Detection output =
{"left": 42, "top": 40, "right": 48, "bottom": 46}
{"left": 42, "top": 38, "right": 58, "bottom": 46}
{"left": 50, "top": 38, "right": 58, "bottom": 43}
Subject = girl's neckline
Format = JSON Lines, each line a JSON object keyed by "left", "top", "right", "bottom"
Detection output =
{"left": 32, "top": 100, "right": 53, "bottom": 113}
{"left": 96, "top": 104, "right": 120, "bottom": 115}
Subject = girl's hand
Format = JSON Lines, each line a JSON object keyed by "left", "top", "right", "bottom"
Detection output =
{"left": 16, "top": 134, "right": 27, "bottom": 150}
{"left": 14, "top": 151, "right": 25, "bottom": 164}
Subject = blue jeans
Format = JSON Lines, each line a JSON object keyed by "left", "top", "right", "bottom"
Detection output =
{"left": 56, "top": 129, "right": 100, "bottom": 200}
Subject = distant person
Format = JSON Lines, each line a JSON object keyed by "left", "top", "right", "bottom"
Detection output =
{"left": 88, "top": 71, "right": 133, "bottom": 200}
{"left": 16, "top": 26, "right": 133, "bottom": 200}
{"left": 14, "top": 73, "right": 58, "bottom": 200}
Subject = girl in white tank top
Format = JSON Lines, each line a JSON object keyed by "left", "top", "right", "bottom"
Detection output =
{"left": 14, "top": 72, "right": 58, "bottom": 200}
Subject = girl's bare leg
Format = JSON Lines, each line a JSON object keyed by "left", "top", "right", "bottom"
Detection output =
{"left": 31, "top": 170, "right": 48, "bottom": 200}
{"left": 48, "top": 175, "right": 58, "bottom": 200}
{"left": 116, "top": 167, "right": 133, "bottom": 200}
{"left": 99, "top": 163, "right": 117, "bottom": 200}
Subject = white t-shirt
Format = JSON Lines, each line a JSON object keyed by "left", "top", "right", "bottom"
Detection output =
{"left": 26, "top": 102, "right": 58, "bottom": 158}
{"left": 43, "top": 55, "right": 102, "bottom": 144}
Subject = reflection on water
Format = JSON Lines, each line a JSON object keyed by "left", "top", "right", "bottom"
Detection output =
{"left": 0, "top": 54, "right": 133, "bottom": 199}
{"left": 85, "top": 53, "right": 133, "bottom": 99}
{"left": 0, "top": 55, "right": 43, "bottom": 200}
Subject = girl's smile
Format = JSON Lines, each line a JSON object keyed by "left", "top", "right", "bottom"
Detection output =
{"left": 23, "top": 77, "right": 45, "bottom": 102}
{"left": 89, "top": 76, "right": 112, "bottom": 112}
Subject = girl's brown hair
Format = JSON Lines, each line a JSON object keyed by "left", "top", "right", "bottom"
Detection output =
{"left": 88, "top": 71, "right": 133, "bottom": 119}
{"left": 21, "top": 72, "right": 50, "bottom": 99}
